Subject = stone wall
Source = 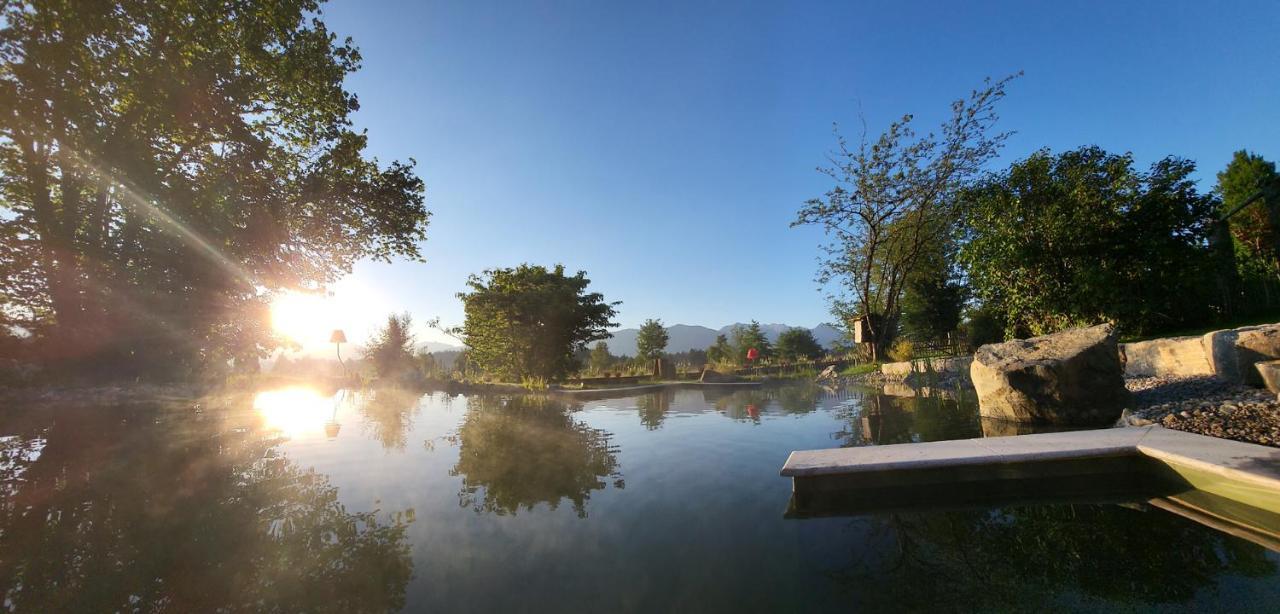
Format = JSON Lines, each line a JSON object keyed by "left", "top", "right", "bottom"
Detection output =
{"left": 880, "top": 356, "right": 973, "bottom": 378}
{"left": 880, "top": 323, "right": 1280, "bottom": 384}
{"left": 1119, "top": 335, "right": 1212, "bottom": 378}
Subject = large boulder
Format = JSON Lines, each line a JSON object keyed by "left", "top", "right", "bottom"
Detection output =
{"left": 971, "top": 324, "right": 1129, "bottom": 425}
{"left": 699, "top": 369, "right": 741, "bottom": 383}
{"left": 1203, "top": 324, "right": 1280, "bottom": 387}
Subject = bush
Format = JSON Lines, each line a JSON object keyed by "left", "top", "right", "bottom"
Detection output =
{"left": 888, "top": 339, "right": 916, "bottom": 362}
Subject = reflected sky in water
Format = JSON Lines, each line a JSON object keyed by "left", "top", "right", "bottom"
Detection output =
{"left": 1, "top": 383, "right": 1277, "bottom": 612}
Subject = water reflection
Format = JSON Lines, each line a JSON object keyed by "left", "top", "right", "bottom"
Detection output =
{"left": 359, "top": 388, "right": 424, "bottom": 450}
{"left": 703, "top": 381, "right": 825, "bottom": 422}
{"left": 831, "top": 387, "right": 981, "bottom": 446}
{"left": 253, "top": 386, "right": 347, "bottom": 438}
{"left": 636, "top": 389, "right": 674, "bottom": 430}
{"left": 825, "top": 504, "right": 1276, "bottom": 610}
{"left": 0, "top": 401, "right": 412, "bottom": 612}
{"left": 450, "top": 395, "right": 623, "bottom": 518}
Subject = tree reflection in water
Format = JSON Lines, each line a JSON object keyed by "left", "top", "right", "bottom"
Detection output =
{"left": 636, "top": 389, "right": 674, "bottom": 430}
{"left": 827, "top": 504, "right": 1276, "bottom": 610}
{"left": 450, "top": 395, "right": 622, "bottom": 518}
{"left": 831, "top": 387, "right": 981, "bottom": 446}
{"left": 705, "top": 381, "right": 825, "bottom": 422}
{"left": 0, "top": 401, "right": 413, "bottom": 613}
{"left": 358, "top": 387, "right": 425, "bottom": 450}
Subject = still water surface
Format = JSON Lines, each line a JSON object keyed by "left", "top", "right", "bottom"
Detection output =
{"left": 1, "top": 382, "right": 1277, "bottom": 612}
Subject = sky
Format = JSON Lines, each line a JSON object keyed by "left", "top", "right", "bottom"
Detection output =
{"left": 302, "top": 0, "right": 1280, "bottom": 349}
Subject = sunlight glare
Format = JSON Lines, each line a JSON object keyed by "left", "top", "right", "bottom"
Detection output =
{"left": 270, "top": 291, "right": 334, "bottom": 345}
{"left": 253, "top": 387, "right": 337, "bottom": 437}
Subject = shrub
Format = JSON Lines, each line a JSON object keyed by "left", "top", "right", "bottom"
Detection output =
{"left": 888, "top": 339, "right": 916, "bottom": 362}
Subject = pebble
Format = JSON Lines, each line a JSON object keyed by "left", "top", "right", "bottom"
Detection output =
{"left": 1125, "top": 375, "right": 1280, "bottom": 448}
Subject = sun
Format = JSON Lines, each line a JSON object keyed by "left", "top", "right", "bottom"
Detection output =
{"left": 270, "top": 291, "right": 333, "bottom": 345}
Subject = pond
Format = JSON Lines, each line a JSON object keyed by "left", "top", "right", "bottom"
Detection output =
{"left": 1, "top": 382, "right": 1277, "bottom": 612}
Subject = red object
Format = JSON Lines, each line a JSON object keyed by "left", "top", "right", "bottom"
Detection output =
{"left": 746, "top": 348, "right": 759, "bottom": 361}
{"left": 746, "top": 404, "right": 760, "bottom": 419}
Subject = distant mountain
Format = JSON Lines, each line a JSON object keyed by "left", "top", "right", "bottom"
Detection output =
{"left": 419, "top": 341, "right": 464, "bottom": 353}
{"left": 605, "top": 324, "right": 718, "bottom": 356}
{"left": 605, "top": 322, "right": 845, "bottom": 356}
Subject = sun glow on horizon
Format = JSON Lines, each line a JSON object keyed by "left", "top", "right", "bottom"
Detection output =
{"left": 270, "top": 291, "right": 335, "bottom": 345}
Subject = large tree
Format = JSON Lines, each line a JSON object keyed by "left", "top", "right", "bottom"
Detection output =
{"left": 364, "top": 312, "right": 416, "bottom": 381}
{"left": 774, "top": 327, "right": 823, "bottom": 362}
{"left": 0, "top": 1, "right": 429, "bottom": 378}
{"left": 794, "top": 75, "right": 1016, "bottom": 360}
{"left": 1216, "top": 150, "right": 1280, "bottom": 309}
{"left": 730, "top": 320, "right": 772, "bottom": 363}
{"left": 588, "top": 341, "right": 612, "bottom": 374}
{"left": 958, "top": 147, "right": 1218, "bottom": 337}
{"left": 457, "top": 264, "right": 618, "bottom": 382}
{"left": 899, "top": 237, "right": 966, "bottom": 341}
{"left": 635, "top": 318, "right": 669, "bottom": 361}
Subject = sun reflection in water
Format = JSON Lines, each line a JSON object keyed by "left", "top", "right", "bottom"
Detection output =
{"left": 253, "top": 387, "right": 346, "bottom": 438}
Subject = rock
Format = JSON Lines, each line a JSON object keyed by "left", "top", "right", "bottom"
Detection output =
{"left": 1119, "top": 335, "right": 1212, "bottom": 378}
{"left": 1203, "top": 324, "right": 1280, "bottom": 387}
{"left": 970, "top": 323, "right": 1128, "bottom": 425}
{"left": 699, "top": 369, "right": 740, "bottom": 383}
{"left": 1256, "top": 360, "right": 1280, "bottom": 394}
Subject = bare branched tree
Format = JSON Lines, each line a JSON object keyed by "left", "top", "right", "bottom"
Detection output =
{"left": 794, "top": 74, "right": 1019, "bottom": 360}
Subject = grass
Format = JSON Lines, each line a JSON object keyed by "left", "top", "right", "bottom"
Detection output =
{"left": 840, "top": 363, "right": 881, "bottom": 377}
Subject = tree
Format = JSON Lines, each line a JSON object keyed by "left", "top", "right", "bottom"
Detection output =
{"left": 958, "top": 147, "right": 1218, "bottom": 337}
{"left": 899, "top": 238, "right": 966, "bottom": 341}
{"left": 793, "top": 75, "right": 1016, "bottom": 360}
{"left": 0, "top": 1, "right": 430, "bottom": 379}
{"left": 775, "top": 327, "right": 823, "bottom": 362}
{"left": 457, "top": 264, "right": 618, "bottom": 382}
{"left": 416, "top": 351, "right": 439, "bottom": 378}
{"left": 1216, "top": 150, "right": 1280, "bottom": 309}
{"left": 589, "top": 341, "right": 613, "bottom": 373}
{"left": 364, "top": 313, "right": 416, "bottom": 380}
{"left": 730, "top": 321, "right": 772, "bottom": 362}
{"left": 635, "top": 318, "right": 669, "bottom": 361}
{"left": 706, "top": 334, "right": 733, "bottom": 365}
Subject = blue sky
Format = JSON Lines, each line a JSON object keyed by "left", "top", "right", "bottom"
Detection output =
{"left": 313, "top": 0, "right": 1280, "bottom": 346}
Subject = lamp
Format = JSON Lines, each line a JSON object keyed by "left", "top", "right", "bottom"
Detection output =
{"left": 330, "top": 329, "right": 347, "bottom": 375}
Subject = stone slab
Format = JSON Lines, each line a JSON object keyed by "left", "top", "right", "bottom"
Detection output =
{"left": 781, "top": 426, "right": 1280, "bottom": 515}
{"left": 780, "top": 427, "right": 1151, "bottom": 478}
{"left": 1120, "top": 335, "right": 1212, "bottom": 378}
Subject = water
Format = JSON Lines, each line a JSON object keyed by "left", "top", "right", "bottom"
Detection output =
{"left": 1, "top": 382, "right": 1277, "bottom": 612}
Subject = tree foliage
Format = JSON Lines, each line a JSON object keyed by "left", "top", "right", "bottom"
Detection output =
{"left": 774, "top": 327, "right": 823, "bottom": 362}
{"left": 1216, "top": 150, "right": 1280, "bottom": 310}
{"left": 588, "top": 341, "right": 612, "bottom": 373}
{"left": 899, "top": 237, "right": 966, "bottom": 341}
{"left": 705, "top": 334, "right": 733, "bottom": 365}
{"left": 364, "top": 313, "right": 416, "bottom": 381}
{"left": 635, "top": 318, "right": 669, "bottom": 360}
{"left": 958, "top": 146, "right": 1218, "bottom": 337}
{"left": 729, "top": 321, "right": 772, "bottom": 362}
{"left": 794, "top": 75, "right": 1016, "bottom": 359}
{"left": 457, "top": 264, "right": 618, "bottom": 382}
{"left": 0, "top": 0, "right": 429, "bottom": 379}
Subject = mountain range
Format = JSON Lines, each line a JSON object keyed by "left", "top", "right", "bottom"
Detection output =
{"left": 415, "top": 323, "right": 846, "bottom": 356}
{"left": 603, "top": 323, "right": 844, "bottom": 356}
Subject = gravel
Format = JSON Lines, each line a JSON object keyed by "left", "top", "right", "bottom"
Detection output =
{"left": 1122, "top": 375, "right": 1280, "bottom": 448}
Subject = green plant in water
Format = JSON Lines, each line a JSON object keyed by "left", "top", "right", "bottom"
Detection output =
{"left": 520, "top": 376, "right": 550, "bottom": 391}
